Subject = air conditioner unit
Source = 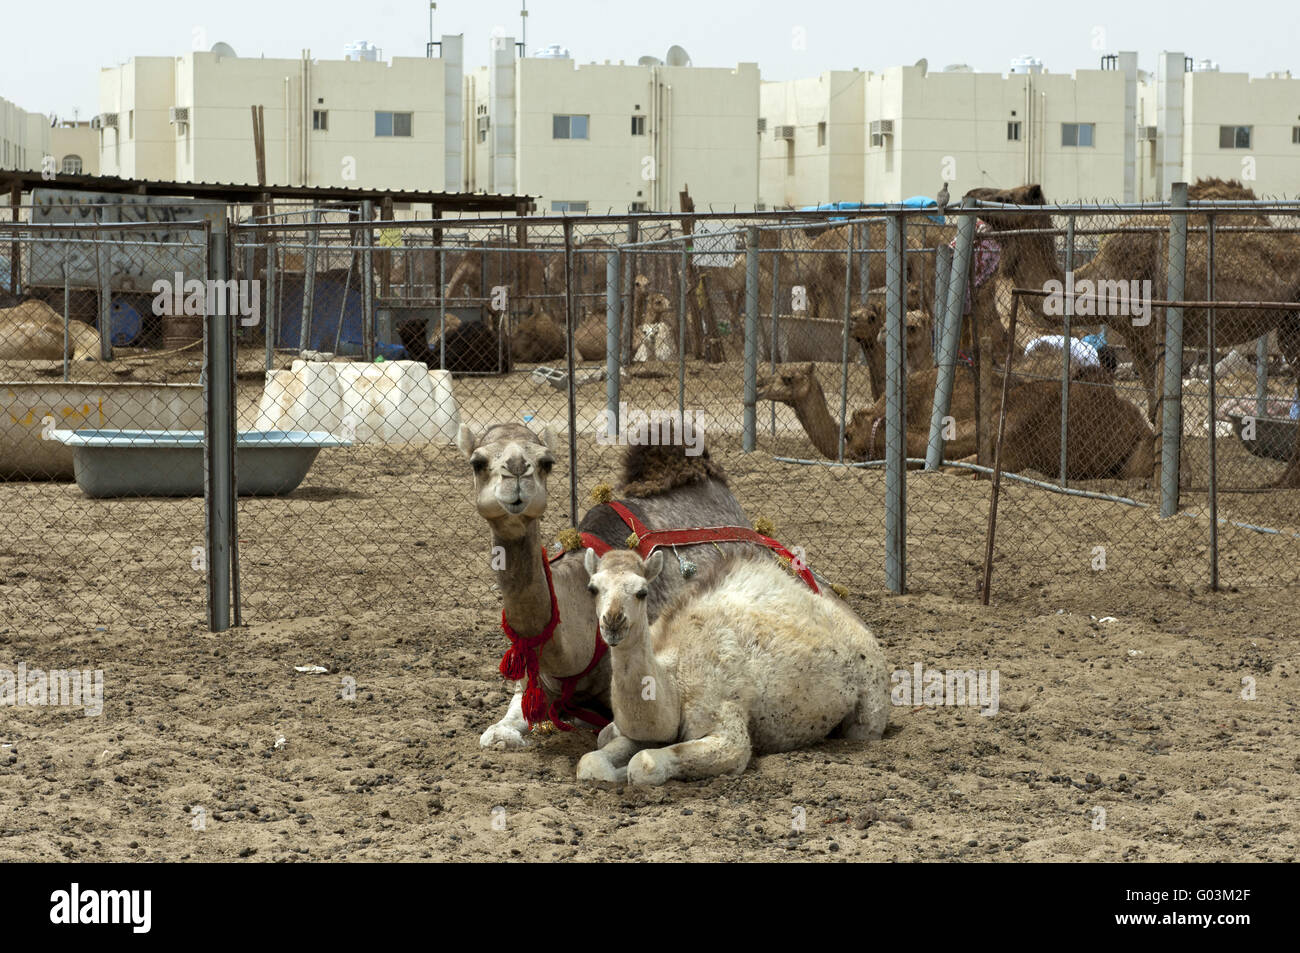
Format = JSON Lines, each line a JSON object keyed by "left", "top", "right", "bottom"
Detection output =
{"left": 757, "top": 117, "right": 767, "bottom": 134}
{"left": 774, "top": 125, "right": 795, "bottom": 141}
{"left": 869, "top": 119, "right": 894, "bottom": 137}
{"left": 89, "top": 116, "right": 102, "bottom": 130}
{"left": 99, "top": 112, "right": 119, "bottom": 128}
{"left": 168, "top": 106, "right": 190, "bottom": 125}
{"left": 476, "top": 115, "right": 490, "bottom": 135}
{"left": 1138, "top": 125, "right": 1157, "bottom": 141}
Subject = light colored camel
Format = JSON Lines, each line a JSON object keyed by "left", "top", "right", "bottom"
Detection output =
{"left": 459, "top": 423, "right": 761, "bottom": 749}
{"left": 575, "top": 548, "right": 888, "bottom": 785}
{"left": 0, "top": 300, "right": 102, "bottom": 362}
{"left": 758, "top": 360, "right": 1153, "bottom": 480}
{"left": 850, "top": 299, "right": 934, "bottom": 402}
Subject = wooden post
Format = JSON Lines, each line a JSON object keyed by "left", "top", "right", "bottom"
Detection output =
{"left": 379, "top": 195, "right": 394, "bottom": 300}
{"left": 678, "top": 186, "right": 722, "bottom": 362}
{"left": 980, "top": 293, "right": 1021, "bottom": 605}
{"left": 9, "top": 183, "right": 19, "bottom": 297}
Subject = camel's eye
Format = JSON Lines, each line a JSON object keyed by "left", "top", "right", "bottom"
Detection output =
{"left": 636, "top": 588, "right": 648, "bottom": 600}
{"left": 538, "top": 457, "right": 554, "bottom": 474}
{"left": 471, "top": 456, "right": 487, "bottom": 474}
{"left": 587, "top": 584, "right": 598, "bottom": 595}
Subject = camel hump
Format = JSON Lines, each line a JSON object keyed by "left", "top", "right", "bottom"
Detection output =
{"left": 619, "top": 440, "right": 729, "bottom": 498}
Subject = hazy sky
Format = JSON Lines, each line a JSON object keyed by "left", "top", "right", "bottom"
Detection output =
{"left": 8, "top": 0, "right": 1298, "bottom": 119}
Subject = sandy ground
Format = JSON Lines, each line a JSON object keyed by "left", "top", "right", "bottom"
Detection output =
{"left": 2, "top": 353, "right": 1298, "bottom": 861}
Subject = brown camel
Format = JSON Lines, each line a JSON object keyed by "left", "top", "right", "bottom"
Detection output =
{"left": 850, "top": 298, "right": 934, "bottom": 402}
{"left": 968, "top": 178, "right": 1300, "bottom": 486}
{"left": 574, "top": 309, "right": 607, "bottom": 362}
{"left": 460, "top": 424, "right": 778, "bottom": 750}
{"left": 0, "top": 299, "right": 102, "bottom": 362}
{"left": 509, "top": 305, "right": 567, "bottom": 363}
{"left": 757, "top": 360, "right": 1153, "bottom": 480}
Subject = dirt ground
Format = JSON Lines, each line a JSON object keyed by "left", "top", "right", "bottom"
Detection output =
{"left": 2, "top": 351, "right": 1299, "bottom": 861}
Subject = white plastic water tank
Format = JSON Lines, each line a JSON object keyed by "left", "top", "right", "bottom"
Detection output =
{"left": 1009, "top": 55, "right": 1044, "bottom": 74}
{"left": 344, "top": 40, "right": 381, "bottom": 62}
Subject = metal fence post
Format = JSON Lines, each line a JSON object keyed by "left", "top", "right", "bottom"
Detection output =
{"left": 563, "top": 218, "right": 579, "bottom": 525}
{"left": 885, "top": 214, "right": 907, "bottom": 594}
{"left": 927, "top": 199, "right": 975, "bottom": 469}
{"left": 360, "top": 200, "right": 375, "bottom": 361}
{"left": 836, "top": 224, "right": 856, "bottom": 462}
{"left": 768, "top": 233, "right": 781, "bottom": 437}
{"left": 206, "top": 218, "right": 235, "bottom": 632}
{"left": 743, "top": 226, "right": 759, "bottom": 452}
{"left": 1255, "top": 334, "right": 1269, "bottom": 416}
{"left": 1206, "top": 214, "right": 1219, "bottom": 590}
{"left": 1060, "top": 215, "right": 1075, "bottom": 486}
{"left": 1160, "top": 182, "right": 1188, "bottom": 518}
{"left": 931, "top": 242, "right": 952, "bottom": 350}
{"left": 679, "top": 241, "right": 688, "bottom": 419}
{"left": 605, "top": 249, "right": 621, "bottom": 438}
{"left": 299, "top": 209, "right": 319, "bottom": 358}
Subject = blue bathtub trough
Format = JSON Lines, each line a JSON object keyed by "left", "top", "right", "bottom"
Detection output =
{"left": 49, "top": 429, "right": 351, "bottom": 498}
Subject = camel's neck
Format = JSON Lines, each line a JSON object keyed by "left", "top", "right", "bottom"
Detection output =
{"left": 793, "top": 379, "right": 845, "bottom": 461}
{"left": 860, "top": 340, "right": 887, "bottom": 404}
{"left": 494, "top": 521, "right": 554, "bottom": 637}
{"left": 1000, "top": 233, "right": 1062, "bottom": 287}
{"left": 608, "top": 632, "right": 680, "bottom": 744}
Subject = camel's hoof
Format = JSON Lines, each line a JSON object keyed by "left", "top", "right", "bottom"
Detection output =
{"left": 626, "top": 750, "right": 671, "bottom": 786}
{"left": 596, "top": 722, "right": 622, "bottom": 749}
{"left": 479, "top": 723, "right": 530, "bottom": 750}
{"left": 576, "top": 751, "right": 626, "bottom": 783}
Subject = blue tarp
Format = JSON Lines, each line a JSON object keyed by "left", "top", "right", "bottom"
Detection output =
{"left": 275, "top": 272, "right": 405, "bottom": 359}
{"left": 798, "top": 197, "right": 946, "bottom": 224}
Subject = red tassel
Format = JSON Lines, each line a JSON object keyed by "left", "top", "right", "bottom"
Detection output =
{"left": 521, "top": 682, "right": 548, "bottom": 726}
{"left": 499, "top": 645, "right": 526, "bottom": 681}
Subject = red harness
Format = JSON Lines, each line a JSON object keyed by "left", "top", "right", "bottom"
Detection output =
{"left": 498, "top": 501, "right": 820, "bottom": 732}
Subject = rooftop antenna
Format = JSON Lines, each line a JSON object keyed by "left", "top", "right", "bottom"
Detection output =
{"left": 520, "top": 1, "right": 528, "bottom": 52}
{"left": 427, "top": 2, "right": 436, "bottom": 58}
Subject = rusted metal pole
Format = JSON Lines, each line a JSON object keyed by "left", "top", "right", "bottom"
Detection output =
{"left": 1206, "top": 215, "right": 1219, "bottom": 591}
{"left": 563, "top": 217, "right": 578, "bottom": 526}
{"left": 981, "top": 292, "right": 1022, "bottom": 605}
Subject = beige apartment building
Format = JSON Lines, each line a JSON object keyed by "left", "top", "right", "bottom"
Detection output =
{"left": 466, "top": 38, "right": 761, "bottom": 212}
{"left": 760, "top": 51, "right": 1300, "bottom": 207}
{"left": 97, "top": 39, "right": 465, "bottom": 193}
{"left": 0, "top": 96, "right": 50, "bottom": 173}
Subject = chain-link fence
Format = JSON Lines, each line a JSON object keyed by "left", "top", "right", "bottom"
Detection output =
{"left": 1, "top": 211, "right": 212, "bottom": 629}
{"left": 4, "top": 192, "right": 1299, "bottom": 632}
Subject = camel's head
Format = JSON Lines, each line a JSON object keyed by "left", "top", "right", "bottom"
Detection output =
{"left": 964, "top": 183, "right": 1047, "bottom": 231}
{"left": 756, "top": 362, "right": 820, "bottom": 406}
{"left": 583, "top": 548, "right": 663, "bottom": 647}
{"left": 457, "top": 422, "right": 557, "bottom": 537}
{"left": 851, "top": 302, "right": 884, "bottom": 350}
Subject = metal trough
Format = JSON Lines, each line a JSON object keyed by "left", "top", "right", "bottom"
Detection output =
{"left": 48, "top": 429, "right": 351, "bottom": 498}
{"left": 1227, "top": 413, "right": 1297, "bottom": 463}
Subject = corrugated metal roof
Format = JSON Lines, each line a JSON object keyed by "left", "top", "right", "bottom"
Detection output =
{"left": 0, "top": 170, "right": 530, "bottom": 211}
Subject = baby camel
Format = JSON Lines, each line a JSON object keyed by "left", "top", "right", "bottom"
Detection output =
{"left": 577, "top": 548, "right": 888, "bottom": 786}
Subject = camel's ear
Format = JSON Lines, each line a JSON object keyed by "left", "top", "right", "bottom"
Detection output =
{"left": 583, "top": 547, "right": 599, "bottom": 577}
{"left": 456, "top": 425, "right": 478, "bottom": 458}
{"left": 643, "top": 550, "right": 664, "bottom": 582}
{"left": 538, "top": 425, "right": 558, "bottom": 453}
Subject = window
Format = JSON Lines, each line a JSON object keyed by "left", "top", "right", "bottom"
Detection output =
{"left": 1219, "top": 125, "right": 1252, "bottom": 148}
{"left": 61, "top": 155, "right": 83, "bottom": 175}
{"left": 1293, "top": 126, "right": 1300, "bottom": 144}
{"left": 551, "top": 200, "right": 588, "bottom": 213}
{"left": 477, "top": 115, "right": 489, "bottom": 143}
{"left": 375, "top": 111, "right": 413, "bottom": 137}
{"left": 552, "top": 114, "right": 589, "bottom": 139}
{"left": 817, "top": 122, "right": 827, "bottom": 147}
{"left": 631, "top": 115, "right": 646, "bottom": 136}
{"left": 128, "top": 110, "right": 134, "bottom": 139}
{"left": 312, "top": 110, "right": 328, "bottom": 131}
{"left": 1007, "top": 121, "right": 1022, "bottom": 141}
{"left": 1061, "top": 122, "right": 1095, "bottom": 147}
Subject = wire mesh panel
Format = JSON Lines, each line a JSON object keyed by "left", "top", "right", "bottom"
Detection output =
{"left": 1, "top": 214, "right": 211, "bottom": 628}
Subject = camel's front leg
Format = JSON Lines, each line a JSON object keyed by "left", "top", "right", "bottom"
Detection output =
{"left": 576, "top": 733, "right": 648, "bottom": 783}
{"left": 626, "top": 723, "right": 751, "bottom": 786}
{"left": 479, "top": 690, "right": 531, "bottom": 750}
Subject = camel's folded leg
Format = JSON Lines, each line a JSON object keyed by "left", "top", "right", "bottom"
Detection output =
{"left": 576, "top": 733, "right": 647, "bottom": 783}
{"left": 626, "top": 717, "right": 751, "bottom": 786}
{"left": 479, "top": 690, "right": 531, "bottom": 750}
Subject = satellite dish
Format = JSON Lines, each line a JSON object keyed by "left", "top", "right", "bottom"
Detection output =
{"left": 914, "top": 57, "right": 928, "bottom": 77}
{"left": 638, "top": 55, "right": 663, "bottom": 67}
{"left": 665, "top": 44, "right": 692, "bottom": 67}
{"left": 211, "top": 41, "right": 237, "bottom": 58}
